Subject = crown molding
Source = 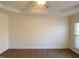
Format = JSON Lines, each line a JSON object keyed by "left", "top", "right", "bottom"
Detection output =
{"left": 60, "top": 3, "right": 79, "bottom": 16}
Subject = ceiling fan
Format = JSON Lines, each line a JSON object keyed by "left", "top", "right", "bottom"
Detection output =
{"left": 32, "top": 0, "right": 49, "bottom": 8}
{"left": 29, "top": 0, "right": 49, "bottom": 13}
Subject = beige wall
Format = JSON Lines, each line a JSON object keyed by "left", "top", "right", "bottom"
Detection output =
{"left": 9, "top": 14, "right": 69, "bottom": 49}
{"left": 0, "top": 12, "right": 9, "bottom": 54}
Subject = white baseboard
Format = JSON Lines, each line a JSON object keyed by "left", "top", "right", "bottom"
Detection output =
{"left": 0, "top": 49, "right": 8, "bottom": 54}
{"left": 70, "top": 48, "right": 79, "bottom": 55}
{"left": 9, "top": 47, "right": 68, "bottom": 49}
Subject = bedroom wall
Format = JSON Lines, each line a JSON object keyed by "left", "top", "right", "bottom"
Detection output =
{"left": 0, "top": 12, "right": 9, "bottom": 54}
{"left": 9, "top": 13, "right": 69, "bottom": 49}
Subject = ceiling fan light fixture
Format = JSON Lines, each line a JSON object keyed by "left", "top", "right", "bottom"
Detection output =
{"left": 36, "top": 0, "right": 46, "bottom": 6}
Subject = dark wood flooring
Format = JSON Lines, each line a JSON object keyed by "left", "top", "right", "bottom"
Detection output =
{"left": 0, "top": 49, "right": 79, "bottom": 58}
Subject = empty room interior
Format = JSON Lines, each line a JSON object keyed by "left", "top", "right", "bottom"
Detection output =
{"left": 0, "top": 1, "right": 79, "bottom": 58}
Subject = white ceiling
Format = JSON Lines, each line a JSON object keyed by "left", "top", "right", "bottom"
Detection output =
{"left": 0, "top": 1, "right": 79, "bottom": 15}
{"left": 0, "top": 1, "right": 29, "bottom": 10}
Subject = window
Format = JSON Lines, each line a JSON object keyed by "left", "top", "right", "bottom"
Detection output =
{"left": 74, "top": 23, "right": 79, "bottom": 49}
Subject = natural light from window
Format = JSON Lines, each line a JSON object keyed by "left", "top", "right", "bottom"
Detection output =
{"left": 74, "top": 23, "right": 79, "bottom": 49}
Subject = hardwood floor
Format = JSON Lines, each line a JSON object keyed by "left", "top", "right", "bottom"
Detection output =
{"left": 0, "top": 49, "right": 79, "bottom": 58}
